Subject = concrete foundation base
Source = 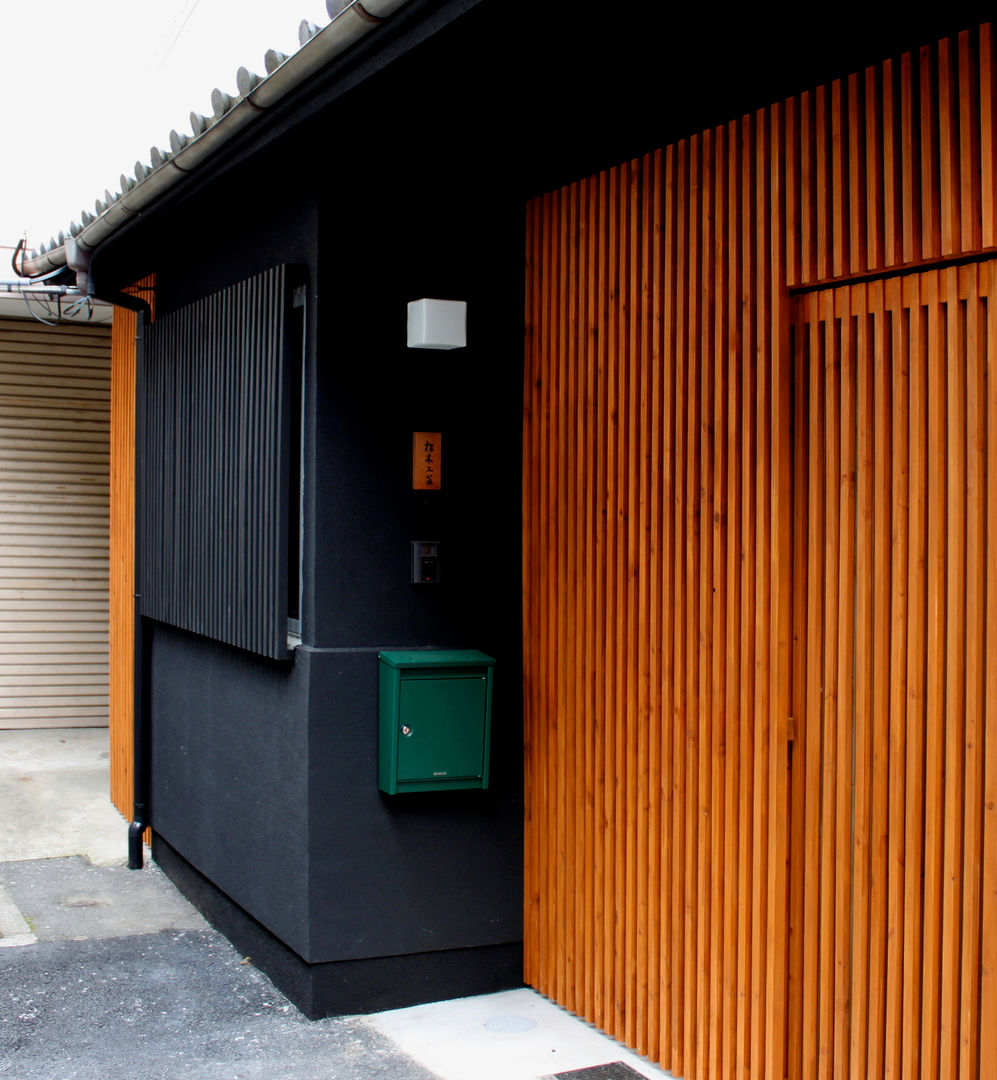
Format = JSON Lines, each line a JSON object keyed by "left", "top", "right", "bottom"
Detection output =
{"left": 153, "top": 833, "right": 524, "bottom": 1019}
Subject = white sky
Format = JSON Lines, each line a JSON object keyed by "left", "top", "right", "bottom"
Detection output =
{"left": 0, "top": 0, "right": 331, "bottom": 253}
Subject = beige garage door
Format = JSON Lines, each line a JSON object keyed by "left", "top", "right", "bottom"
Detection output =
{"left": 0, "top": 316, "right": 111, "bottom": 728}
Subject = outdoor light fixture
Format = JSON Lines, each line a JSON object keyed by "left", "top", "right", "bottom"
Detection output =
{"left": 407, "top": 298, "right": 466, "bottom": 350}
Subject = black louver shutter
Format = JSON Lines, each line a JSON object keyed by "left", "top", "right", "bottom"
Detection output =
{"left": 141, "top": 266, "right": 291, "bottom": 659}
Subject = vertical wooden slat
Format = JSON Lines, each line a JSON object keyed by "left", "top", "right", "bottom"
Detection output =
{"left": 866, "top": 278, "right": 891, "bottom": 1080}
{"left": 958, "top": 31, "right": 983, "bottom": 254}
{"left": 921, "top": 269, "right": 947, "bottom": 1080}
{"left": 958, "top": 263, "right": 985, "bottom": 1080}
{"left": 708, "top": 122, "right": 728, "bottom": 1080}
{"left": 552, "top": 182, "right": 569, "bottom": 1013}
{"left": 695, "top": 128, "right": 715, "bottom": 1080}
{"left": 920, "top": 44, "right": 942, "bottom": 261}
{"left": 982, "top": 258, "right": 997, "bottom": 1080}
{"left": 642, "top": 148, "right": 663, "bottom": 1063}
{"left": 901, "top": 49, "right": 923, "bottom": 265}
{"left": 582, "top": 173, "right": 599, "bottom": 1026}
{"left": 683, "top": 134, "right": 702, "bottom": 1079}
{"left": 593, "top": 170, "right": 610, "bottom": 1034}
{"left": 849, "top": 284, "right": 873, "bottom": 1080}
{"left": 565, "top": 177, "right": 581, "bottom": 1018}
{"left": 848, "top": 72, "right": 867, "bottom": 274}
{"left": 800, "top": 89, "right": 817, "bottom": 286}
{"left": 633, "top": 153, "right": 651, "bottom": 1059}
{"left": 721, "top": 115, "right": 742, "bottom": 1080}
{"left": 939, "top": 266, "right": 967, "bottom": 1080}
{"left": 645, "top": 147, "right": 664, "bottom": 1066}
{"left": 902, "top": 271, "right": 928, "bottom": 1080}
{"left": 882, "top": 57, "right": 901, "bottom": 269}
{"left": 736, "top": 108, "right": 757, "bottom": 1080}
{"left": 786, "top": 96, "right": 801, "bottom": 289}
{"left": 767, "top": 95, "right": 792, "bottom": 1080}
{"left": 981, "top": 25, "right": 996, "bottom": 248}
{"left": 110, "top": 275, "right": 154, "bottom": 822}
{"left": 787, "top": 277, "right": 810, "bottom": 1080}
{"left": 622, "top": 156, "right": 640, "bottom": 1054}
{"left": 883, "top": 272, "right": 909, "bottom": 1080}
{"left": 865, "top": 64, "right": 885, "bottom": 272}
{"left": 831, "top": 79, "right": 849, "bottom": 277}
{"left": 671, "top": 138, "right": 689, "bottom": 1078}
{"left": 659, "top": 141, "right": 677, "bottom": 1069}
{"left": 937, "top": 38, "right": 961, "bottom": 257}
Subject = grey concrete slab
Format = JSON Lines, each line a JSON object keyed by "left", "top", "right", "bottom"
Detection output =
{"left": 0, "top": 857, "right": 208, "bottom": 942}
{"left": 0, "top": 729, "right": 132, "bottom": 867}
{"left": 0, "top": 929, "right": 439, "bottom": 1080}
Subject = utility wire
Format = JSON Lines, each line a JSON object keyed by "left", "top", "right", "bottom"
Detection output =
{"left": 154, "top": 0, "right": 202, "bottom": 72}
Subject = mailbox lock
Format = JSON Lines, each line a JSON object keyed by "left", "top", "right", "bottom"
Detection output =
{"left": 401, "top": 725, "right": 413, "bottom": 736}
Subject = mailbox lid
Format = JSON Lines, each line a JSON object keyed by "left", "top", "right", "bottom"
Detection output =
{"left": 379, "top": 649, "right": 496, "bottom": 670}
{"left": 397, "top": 674, "right": 488, "bottom": 781}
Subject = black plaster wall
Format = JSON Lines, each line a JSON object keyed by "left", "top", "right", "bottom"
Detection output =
{"left": 149, "top": 622, "right": 311, "bottom": 956}
{"left": 133, "top": 44, "right": 525, "bottom": 976}
{"left": 304, "top": 648, "right": 521, "bottom": 963}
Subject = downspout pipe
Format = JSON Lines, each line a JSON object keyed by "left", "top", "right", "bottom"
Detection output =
{"left": 127, "top": 600, "right": 148, "bottom": 870}
{"left": 16, "top": 0, "right": 409, "bottom": 281}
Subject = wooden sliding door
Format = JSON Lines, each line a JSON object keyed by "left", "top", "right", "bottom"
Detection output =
{"left": 793, "top": 263, "right": 996, "bottom": 1080}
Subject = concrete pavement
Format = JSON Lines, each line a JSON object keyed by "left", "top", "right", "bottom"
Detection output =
{"left": 0, "top": 728, "right": 670, "bottom": 1080}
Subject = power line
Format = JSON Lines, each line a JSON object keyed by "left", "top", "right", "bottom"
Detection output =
{"left": 154, "top": 0, "right": 202, "bottom": 72}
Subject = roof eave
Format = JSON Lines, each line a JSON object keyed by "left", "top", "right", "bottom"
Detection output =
{"left": 17, "top": 0, "right": 410, "bottom": 281}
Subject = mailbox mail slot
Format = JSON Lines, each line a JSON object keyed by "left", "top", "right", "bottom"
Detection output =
{"left": 378, "top": 650, "right": 495, "bottom": 793}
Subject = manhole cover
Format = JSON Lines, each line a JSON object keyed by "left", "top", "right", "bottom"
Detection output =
{"left": 552, "top": 1064, "right": 646, "bottom": 1080}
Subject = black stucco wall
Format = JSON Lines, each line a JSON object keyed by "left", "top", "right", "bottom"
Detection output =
{"left": 305, "top": 648, "right": 521, "bottom": 963}
{"left": 132, "top": 45, "right": 525, "bottom": 978}
{"left": 149, "top": 623, "right": 311, "bottom": 956}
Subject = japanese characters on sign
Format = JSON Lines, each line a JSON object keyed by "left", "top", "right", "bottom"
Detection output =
{"left": 413, "top": 431, "right": 442, "bottom": 490}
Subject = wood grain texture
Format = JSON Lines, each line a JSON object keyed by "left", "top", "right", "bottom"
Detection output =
{"left": 108, "top": 277, "right": 154, "bottom": 822}
{"left": 524, "top": 129, "right": 788, "bottom": 1080}
{"left": 523, "top": 21, "right": 994, "bottom": 1080}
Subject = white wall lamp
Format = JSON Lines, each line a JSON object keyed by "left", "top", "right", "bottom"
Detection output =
{"left": 407, "top": 298, "right": 467, "bottom": 350}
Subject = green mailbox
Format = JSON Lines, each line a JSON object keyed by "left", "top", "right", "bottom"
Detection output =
{"left": 378, "top": 650, "right": 495, "bottom": 794}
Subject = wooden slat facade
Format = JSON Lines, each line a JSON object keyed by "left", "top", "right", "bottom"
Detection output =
{"left": 523, "top": 23, "right": 996, "bottom": 1080}
{"left": 109, "top": 278, "right": 154, "bottom": 820}
{"left": 0, "top": 316, "right": 111, "bottom": 729}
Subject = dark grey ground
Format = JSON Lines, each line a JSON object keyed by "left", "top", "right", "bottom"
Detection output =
{"left": 0, "top": 858, "right": 439, "bottom": 1080}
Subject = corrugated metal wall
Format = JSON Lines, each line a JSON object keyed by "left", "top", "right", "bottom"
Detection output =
{"left": 523, "top": 22, "right": 996, "bottom": 1080}
{"left": 141, "top": 266, "right": 290, "bottom": 660}
{"left": 0, "top": 316, "right": 112, "bottom": 729}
